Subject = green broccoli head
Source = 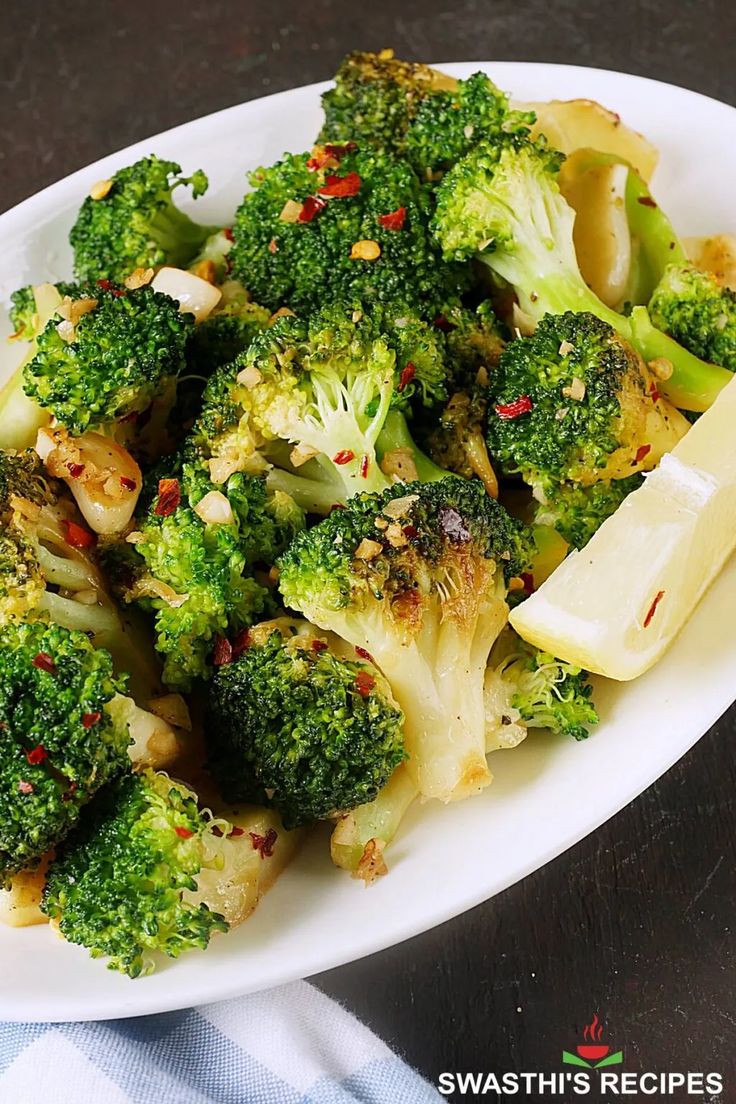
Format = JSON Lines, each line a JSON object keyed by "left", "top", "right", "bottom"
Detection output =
{"left": 406, "top": 71, "right": 533, "bottom": 177}
{"left": 491, "top": 637, "right": 598, "bottom": 741}
{"left": 190, "top": 300, "right": 450, "bottom": 512}
{"left": 278, "top": 477, "right": 531, "bottom": 801}
{"left": 69, "top": 155, "right": 217, "bottom": 284}
{"left": 0, "top": 619, "right": 131, "bottom": 882}
{"left": 185, "top": 280, "right": 271, "bottom": 380}
{"left": 231, "top": 145, "right": 469, "bottom": 316}
{"left": 42, "top": 769, "right": 229, "bottom": 977}
{"left": 208, "top": 619, "right": 406, "bottom": 828}
{"left": 318, "top": 49, "right": 452, "bottom": 157}
{"left": 532, "top": 474, "right": 643, "bottom": 549}
{"left": 125, "top": 460, "right": 302, "bottom": 689}
{"left": 486, "top": 312, "right": 688, "bottom": 498}
{"left": 649, "top": 263, "right": 736, "bottom": 372}
{"left": 23, "top": 284, "right": 193, "bottom": 434}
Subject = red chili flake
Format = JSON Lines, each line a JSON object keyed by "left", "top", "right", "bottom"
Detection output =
{"left": 229, "top": 826, "right": 245, "bottom": 838}
{"left": 649, "top": 384, "right": 660, "bottom": 403}
{"left": 298, "top": 195, "right": 327, "bottom": 222}
{"left": 635, "top": 444, "right": 652, "bottom": 464}
{"left": 231, "top": 629, "right": 251, "bottom": 658}
{"left": 33, "top": 652, "right": 57, "bottom": 675}
{"left": 95, "top": 279, "right": 124, "bottom": 297}
{"left": 330, "top": 502, "right": 346, "bottom": 511}
{"left": 433, "top": 315, "right": 452, "bottom": 331}
{"left": 520, "top": 572, "right": 536, "bottom": 594}
{"left": 250, "top": 827, "right": 278, "bottom": 858}
{"left": 82, "top": 712, "right": 101, "bottom": 729}
{"left": 118, "top": 409, "right": 140, "bottom": 424}
{"left": 318, "top": 172, "right": 361, "bottom": 198}
{"left": 212, "top": 636, "right": 233, "bottom": 666}
{"left": 268, "top": 238, "right": 278, "bottom": 254}
{"left": 494, "top": 395, "right": 533, "bottom": 420}
{"left": 402, "top": 524, "right": 418, "bottom": 539}
{"left": 224, "top": 227, "right": 234, "bottom": 241}
{"left": 175, "top": 826, "right": 194, "bottom": 839}
{"left": 354, "top": 671, "right": 376, "bottom": 698}
{"left": 66, "top": 462, "right": 85, "bottom": 479}
{"left": 307, "top": 151, "right": 331, "bottom": 171}
{"left": 62, "top": 519, "right": 96, "bottom": 549}
{"left": 120, "top": 476, "right": 136, "bottom": 491}
{"left": 359, "top": 454, "right": 370, "bottom": 479}
{"left": 333, "top": 449, "right": 355, "bottom": 466}
{"left": 637, "top": 195, "right": 657, "bottom": 208}
{"left": 355, "top": 646, "right": 374, "bottom": 662}
{"left": 153, "top": 477, "right": 181, "bottom": 517}
{"left": 643, "top": 589, "right": 665, "bottom": 628}
{"left": 62, "top": 780, "right": 78, "bottom": 802}
{"left": 25, "top": 745, "right": 48, "bottom": 765}
{"left": 378, "top": 206, "right": 407, "bottom": 231}
{"left": 398, "top": 362, "right": 416, "bottom": 392}
{"left": 324, "top": 141, "right": 357, "bottom": 159}
{"left": 311, "top": 639, "right": 329, "bottom": 653}
{"left": 18, "top": 780, "right": 34, "bottom": 796}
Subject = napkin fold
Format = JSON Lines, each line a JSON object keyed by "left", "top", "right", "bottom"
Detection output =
{"left": 0, "top": 980, "right": 441, "bottom": 1103}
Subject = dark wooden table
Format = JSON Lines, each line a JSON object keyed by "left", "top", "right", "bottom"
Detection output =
{"left": 3, "top": 0, "right": 735, "bottom": 1092}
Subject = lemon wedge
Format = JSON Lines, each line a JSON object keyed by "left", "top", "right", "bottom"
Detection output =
{"left": 510, "top": 374, "right": 736, "bottom": 680}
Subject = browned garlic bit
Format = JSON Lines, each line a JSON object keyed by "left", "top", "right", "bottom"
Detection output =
{"left": 89, "top": 178, "right": 113, "bottom": 200}
{"left": 350, "top": 239, "right": 381, "bottom": 261}
{"left": 379, "top": 448, "right": 418, "bottom": 483}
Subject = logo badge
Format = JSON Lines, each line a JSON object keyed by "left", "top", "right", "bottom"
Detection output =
{"left": 562, "top": 1014, "right": 623, "bottom": 1069}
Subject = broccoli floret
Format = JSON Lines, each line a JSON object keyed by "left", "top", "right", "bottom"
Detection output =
{"left": 208, "top": 618, "right": 406, "bottom": 828}
{"left": 486, "top": 312, "right": 688, "bottom": 506}
{"left": 649, "top": 264, "right": 736, "bottom": 372}
{"left": 433, "top": 136, "right": 733, "bottom": 412}
{"left": 69, "top": 155, "right": 217, "bottom": 284}
{"left": 42, "top": 770, "right": 230, "bottom": 976}
{"left": 318, "top": 49, "right": 452, "bottom": 158}
{"left": 485, "top": 634, "right": 598, "bottom": 742}
{"left": 532, "top": 474, "right": 642, "bottom": 550}
{"left": 23, "top": 284, "right": 192, "bottom": 436}
{"left": 406, "top": 71, "right": 533, "bottom": 177}
{"left": 0, "top": 620, "right": 132, "bottom": 882}
{"left": 190, "top": 301, "right": 450, "bottom": 512}
{"left": 231, "top": 145, "right": 468, "bottom": 317}
{"left": 278, "top": 477, "right": 530, "bottom": 802}
{"left": 123, "top": 459, "right": 302, "bottom": 689}
{"left": 186, "top": 280, "right": 271, "bottom": 380}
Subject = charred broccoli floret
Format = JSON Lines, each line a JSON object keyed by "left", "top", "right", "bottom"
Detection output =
{"left": 318, "top": 49, "right": 452, "bottom": 158}
{"left": 208, "top": 618, "right": 406, "bottom": 828}
{"left": 230, "top": 145, "right": 468, "bottom": 316}
{"left": 433, "top": 135, "right": 733, "bottom": 412}
{"left": 69, "top": 155, "right": 217, "bottom": 284}
{"left": 0, "top": 620, "right": 132, "bottom": 882}
{"left": 23, "top": 284, "right": 192, "bottom": 436}
{"left": 278, "top": 478, "right": 530, "bottom": 802}
{"left": 42, "top": 770, "right": 230, "bottom": 976}
{"left": 486, "top": 312, "right": 688, "bottom": 504}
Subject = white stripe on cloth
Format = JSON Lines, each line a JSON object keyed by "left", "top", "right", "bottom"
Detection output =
{"left": 199, "top": 981, "right": 393, "bottom": 1094}
{"left": 0, "top": 1030, "right": 131, "bottom": 1104}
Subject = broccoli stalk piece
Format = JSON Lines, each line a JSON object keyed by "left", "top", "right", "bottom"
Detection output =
{"left": 278, "top": 478, "right": 530, "bottom": 802}
{"left": 231, "top": 145, "right": 469, "bottom": 317}
{"left": 330, "top": 761, "right": 418, "bottom": 882}
{"left": 207, "top": 617, "right": 406, "bottom": 828}
{"left": 23, "top": 283, "right": 193, "bottom": 436}
{"left": 485, "top": 312, "right": 689, "bottom": 546}
{"left": 190, "top": 302, "right": 451, "bottom": 514}
{"left": 433, "top": 137, "right": 733, "bottom": 411}
{"left": 484, "top": 631, "right": 598, "bottom": 743}
{"left": 69, "top": 155, "right": 218, "bottom": 284}
{"left": 0, "top": 620, "right": 133, "bottom": 882}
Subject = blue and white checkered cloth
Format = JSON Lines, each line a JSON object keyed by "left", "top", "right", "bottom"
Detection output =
{"left": 0, "top": 980, "right": 441, "bottom": 1103}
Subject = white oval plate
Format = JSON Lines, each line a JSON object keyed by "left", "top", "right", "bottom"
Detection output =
{"left": 1, "top": 62, "right": 735, "bottom": 1022}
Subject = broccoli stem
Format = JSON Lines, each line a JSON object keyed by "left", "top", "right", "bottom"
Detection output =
{"left": 0, "top": 367, "right": 49, "bottom": 450}
{"left": 330, "top": 762, "right": 418, "bottom": 878}
{"left": 37, "top": 590, "right": 120, "bottom": 636}
{"left": 623, "top": 167, "right": 689, "bottom": 291}
{"left": 376, "top": 410, "right": 450, "bottom": 482}
{"left": 629, "top": 306, "right": 732, "bottom": 410}
{"left": 142, "top": 200, "right": 217, "bottom": 267}
{"left": 266, "top": 465, "right": 348, "bottom": 515}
